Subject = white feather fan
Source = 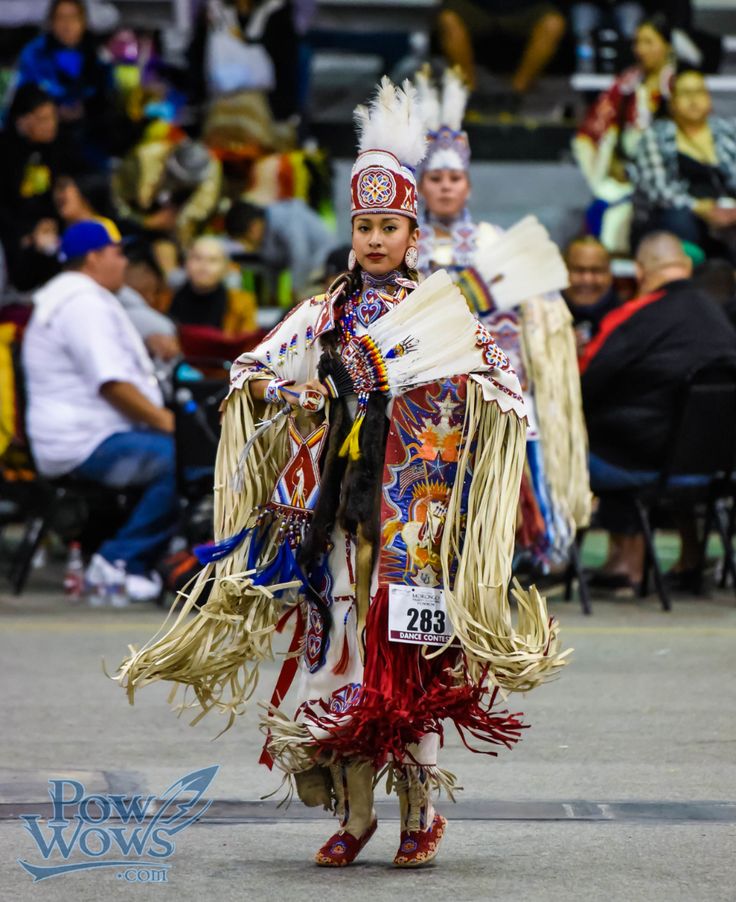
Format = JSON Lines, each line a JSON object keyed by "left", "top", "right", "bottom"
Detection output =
{"left": 473, "top": 217, "right": 570, "bottom": 312}
{"left": 366, "top": 270, "right": 485, "bottom": 393}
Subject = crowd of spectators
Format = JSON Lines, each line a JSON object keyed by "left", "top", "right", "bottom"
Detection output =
{"left": 0, "top": 0, "right": 339, "bottom": 599}
{"left": 2, "top": 0, "right": 736, "bottom": 604}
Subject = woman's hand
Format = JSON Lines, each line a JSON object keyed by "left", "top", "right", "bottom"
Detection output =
{"left": 280, "top": 379, "right": 329, "bottom": 410}
{"left": 249, "top": 378, "right": 329, "bottom": 410}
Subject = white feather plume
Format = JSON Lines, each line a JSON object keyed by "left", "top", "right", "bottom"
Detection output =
{"left": 440, "top": 67, "right": 469, "bottom": 132}
{"left": 354, "top": 76, "right": 427, "bottom": 169}
{"left": 414, "top": 66, "right": 441, "bottom": 132}
{"left": 474, "top": 217, "right": 570, "bottom": 311}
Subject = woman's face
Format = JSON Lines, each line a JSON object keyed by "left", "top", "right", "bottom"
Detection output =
{"left": 352, "top": 215, "right": 419, "bottom": 276}
{"left": 54, "top": 177, "right": 89, "bottom": 223}
{"left": 634, "top": 25, "right": 670, "bottom": 74}
{"left": 671, "top": 72, "right": 712, "bottom": 127}
{"left": 419, "top": 169, "right": 470, "bottom": 221}
{"left": 51, "top": 2, "right": 85, "bottom": 47}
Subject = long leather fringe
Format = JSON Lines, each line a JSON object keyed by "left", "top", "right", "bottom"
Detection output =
{"left": 113, "top": 387, "right": 295, "bottom": 732}
{"left": 437, "top": 379, "right": 573, "bottom": 690}
{"left": 522, "top": 295, "right": 592, "bottom": 532}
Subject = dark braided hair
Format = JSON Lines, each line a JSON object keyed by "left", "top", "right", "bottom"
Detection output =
{"left": 299, "top": 243, "right": 418, "bottom": 574}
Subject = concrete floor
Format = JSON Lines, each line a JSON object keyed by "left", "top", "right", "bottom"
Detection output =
{"left": 1, "top": 572, "right": 735, "bottom": 901}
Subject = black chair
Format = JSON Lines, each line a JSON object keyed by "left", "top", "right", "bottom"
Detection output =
{"left": 4, "top": 475, "right": 137, "bottom": 595}
{"left": 597, "top": 363, "right": 736, "bottom": 611}
{"left": 514, "top": 530, "right": 592, "bottom": 616}
{"left": 563, "top": 529, "right": 592, "bottom": 615}
{"left": 171, "top": 360, "right": 229, "bottom": 539}
{"left": 715, "top": 500, "right": 736, "bottom": 592}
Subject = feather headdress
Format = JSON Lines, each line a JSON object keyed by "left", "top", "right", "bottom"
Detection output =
{"left": 416, "top": 66, "right": 470, "bottom": 173}
{"left": 440, "top": 67, "right": 469, "bottom": 133}
{"left": 350, "top": 76, "right": 427, "bottom": 219}
{"left": 415, "top": 66, "right": 441, "bottom": 133}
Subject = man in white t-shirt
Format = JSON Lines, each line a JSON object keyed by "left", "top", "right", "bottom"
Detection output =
{"left": 22, "top": 220, "right": 177, "bottom": 600}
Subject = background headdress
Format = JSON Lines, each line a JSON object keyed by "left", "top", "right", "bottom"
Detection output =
{"left": 416, "top": 67, "right": 470, "bottom": 174}
{"left": 351, "top": 77, "right": 427, "bottom": 219}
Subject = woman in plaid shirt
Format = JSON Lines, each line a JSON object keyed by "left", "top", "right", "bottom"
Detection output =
{"left": 629, "top": 68, "right": 736, "bottom": 260}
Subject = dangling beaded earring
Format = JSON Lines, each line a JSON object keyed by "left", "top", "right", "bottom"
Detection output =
{"left": 404, "top": 246, "right": 418, "bottom": 270}
{"left": 348, "top": 249, "right": 357, "bottom": 271}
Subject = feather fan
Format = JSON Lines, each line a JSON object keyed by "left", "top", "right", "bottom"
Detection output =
{"left": 474, "top": 216, "right": 570, "bottom": 311}
{"left": 358, "top": 270, "right": 485, "bottom": 395}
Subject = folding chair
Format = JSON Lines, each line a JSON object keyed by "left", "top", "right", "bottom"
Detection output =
{"left": 600, "top": 362, "right": 736, "bottom": 611}
{"left": 563, "top": 529, "right": 592, "bottom": 615}
{"left": 172, "top": 360, "right": 229, "bottom": 541}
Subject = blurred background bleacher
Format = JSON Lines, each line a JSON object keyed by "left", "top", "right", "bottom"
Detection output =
{"left": 3, "top": 0, "right": 736, "bottom": 600}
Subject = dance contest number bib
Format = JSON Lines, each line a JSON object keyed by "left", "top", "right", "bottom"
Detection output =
{"left": 388, "top": 585, "right": 453, "bottom": 646}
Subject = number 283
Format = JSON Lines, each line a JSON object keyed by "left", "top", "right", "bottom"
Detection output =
{"left": 406, "top": 607, "right": 446, "bottom": 634}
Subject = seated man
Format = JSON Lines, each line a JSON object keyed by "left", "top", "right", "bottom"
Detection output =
{"left": 563, "top": 236, "right": 620, "bottom": 355}
{"left": 580, "top": 231, "right": 736, "bottom": 589}
{"left": 436, "top": 0, "right": 566, "bottom": 104}
{"left": 224, "top": 198, "right": 337, "bottom": 301}
{"left": 15, "top": 0, "right": 112, "bottom": 126}
{"left": 22, "top": 221, "right": 178, "bottom": 600}
{"left": 629, "top": 69, "right": 736, "bottom": 262}
{"left": 118, "top": 245, "right": 180, "bottom": 362}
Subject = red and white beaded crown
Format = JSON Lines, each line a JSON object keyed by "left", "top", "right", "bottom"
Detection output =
{"left": 351, "top": 77, "right": 427, "bottom": 220}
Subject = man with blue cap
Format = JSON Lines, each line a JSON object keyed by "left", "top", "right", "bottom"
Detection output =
{"left": 22, "top": 220, "right": 178, "bottom": 601}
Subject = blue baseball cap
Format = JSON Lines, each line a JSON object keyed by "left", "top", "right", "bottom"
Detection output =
{"left": 59, "top": 219, "right": 122, "bottom": 263}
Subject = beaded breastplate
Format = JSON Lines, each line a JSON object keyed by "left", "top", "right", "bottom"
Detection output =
{"left": 336, "top": 270, "right": 415, "bottom": 348}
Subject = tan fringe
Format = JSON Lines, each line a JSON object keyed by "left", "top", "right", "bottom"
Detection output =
{"left": 522, "top": 295, "right": 592, "bottom": 531}
{"left": 113, "top": 388, "right": 294, "bottom": 732}
{"left": 436, "top": 379, "right": 572, "bottom": 691}
{"left": 381, "top": 763, "right": 462, "bottom": 805}
{"left": 259, "top": 703, "right": 320, "bottom": 774}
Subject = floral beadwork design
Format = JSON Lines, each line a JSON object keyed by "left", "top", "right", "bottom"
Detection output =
{"left": 358, "top": 167, "right": 396, "bottom": 208}
{"left": 474, "top": 323, "right": 510, "bottom": 370}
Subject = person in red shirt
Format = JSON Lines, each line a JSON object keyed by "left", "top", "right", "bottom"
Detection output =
{"left": 581, "top": 231, "right": 736, "bottom": 589}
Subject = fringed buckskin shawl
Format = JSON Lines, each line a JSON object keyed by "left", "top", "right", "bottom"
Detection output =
{"left": 521, "top": 294, "right": 592, "bottom": 539}
{"left": 418, "top": 217, "right": 591, "bottom": 565}
{"left": 116, "top": 287, "right": 570, "bottom": 735}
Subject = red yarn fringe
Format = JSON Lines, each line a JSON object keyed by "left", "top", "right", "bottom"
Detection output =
{"left": 332, "top": 630, "right": 350, "bottom": 675}
{"left": 306, "top": 588, "right": 526, "bottom": 769}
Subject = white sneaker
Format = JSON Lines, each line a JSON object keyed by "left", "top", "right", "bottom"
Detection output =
{"left": 85, "top": 553, "right": 119, "bottom": 587}
{"left": 86, "top": 554, "right": 161, "bottom": 603}
{"left": 125, "top": 571, "right": 163, "bottom": 603}
{"left": 84, "top": 553, "right": 116, "bottom": 607}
